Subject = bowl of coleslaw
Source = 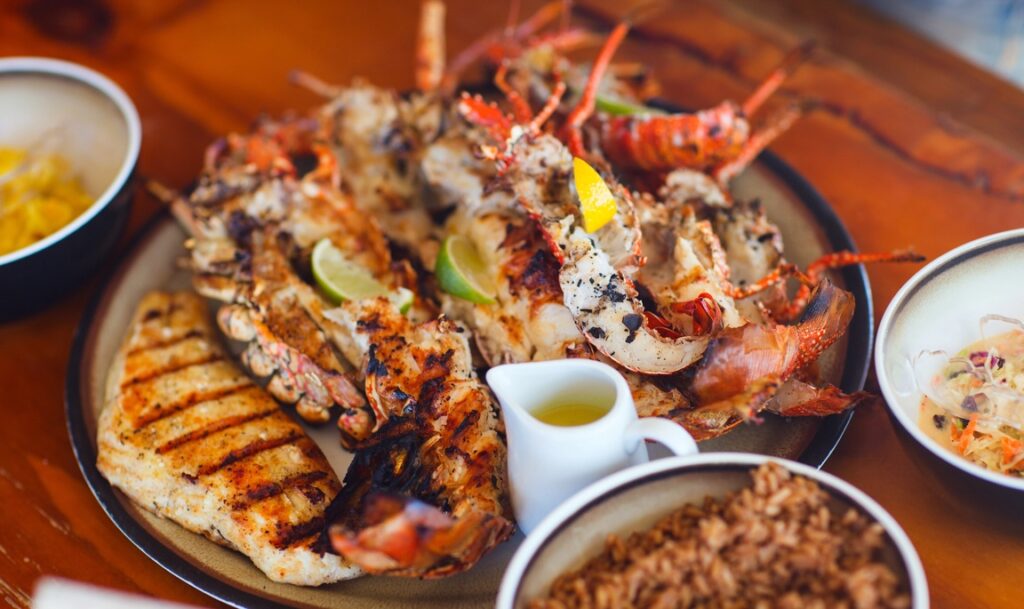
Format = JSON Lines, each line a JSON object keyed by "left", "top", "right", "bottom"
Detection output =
{"left": 876, "top": 229, "right": 1024, "bottom": 492}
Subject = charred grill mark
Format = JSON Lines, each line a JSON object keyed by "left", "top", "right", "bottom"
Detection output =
{"left": 197, "top": 431, "right": 306, "bottom": 477}
{"left": 133, "top": 382, "right": 256, "bottom": 429}
{"left": 155, "top": 406, "right": 278, "bottom": 454}
{"left": 366, "top": 345, "right": 388, "bottom": 377}
{"left": 232, "top": 470, "right": 329, "bottom": 510}
{"left": 357, "top": 314, "right": 384, "bottom": 333}
{"left": 452, "top": 410, "right": 480, "bottom": 439}
{"left": 423, "top": 349, "right": 454, "bottom": 372}
{"left": 120, "top": 353, "right": 226, "bottom": 388}
{"left": 273, "top": 515, "right": 327, "bottom": 550}
{"left": 300, "top": 485, "right": 327, "bottom": 505}
{"left": 125, "top": 330, "right": 206, "bottom": 356}
{"left": 502, "top": 221, "right": 563, "bottom": 301}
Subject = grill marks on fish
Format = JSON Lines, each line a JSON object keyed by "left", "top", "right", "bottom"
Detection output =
{"left": 154, "top": 407, "right": 278, "bottom": 454}
{"left": 129, "top": 375, "right": 256, "bottom": 429}
{"left": 96, "top": 291, "right": 360, "bottom": 585}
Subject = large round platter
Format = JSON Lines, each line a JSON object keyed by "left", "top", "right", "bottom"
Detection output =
{"left": 66, "top": 150, "right": 872, "bottom": 608}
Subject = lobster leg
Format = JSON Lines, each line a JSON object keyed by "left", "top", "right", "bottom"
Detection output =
{"left": 712, "top": 103, "right": 804, "bottom": 185}
{"left": 727, "top": 249, "right": 923, "bottom": 305}
{"left": 494, "top": 61, "right": 534, "bottom": 123}
{"left": 778, "top": 249, "right": 925, "bottom": 321}
{"left": 741, "top": 40, "right": 816, "bottom": 117}
{"left": 562, "top": 21, "right": 630, "bottom": 156}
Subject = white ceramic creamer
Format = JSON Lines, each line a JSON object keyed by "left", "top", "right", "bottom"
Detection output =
{"left": 487, "top": 359, "right": 699, "bottom": 533}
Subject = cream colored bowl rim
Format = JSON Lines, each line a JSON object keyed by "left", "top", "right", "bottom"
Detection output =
{"left": 0, "top": 56, "right": 141, "bottom": 266}
{"left": 496, "top": 453, "right": 928, "bottom": 609}
{"left": 875, "top": 228, "right": 1024, "bottom": 492}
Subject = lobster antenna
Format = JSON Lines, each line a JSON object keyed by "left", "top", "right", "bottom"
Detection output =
{"left": 289, "top": 70, "right": 342, "bottom": 99}
{"left": 622, "top": 0, "right": 672, "bottom": 26}
{"left": 416, "top": 0, "right": 446, "bottom": 92}
{"left": 713, "top": 101, "right": 808, "bottom": 185}
{"left": 504, "top": 0, "right": 522, "bottom": 38}
{"left": 512, "top": 0, "right": 567, "bottom": 40}
{"left": 741, "top": 40, "right": 816, "bottom": 117}
{"left": 565, "top": 21, "right": 630, "bottom": 130}
{"left": 443, "top": 0, "right": 563, "bottom": 92}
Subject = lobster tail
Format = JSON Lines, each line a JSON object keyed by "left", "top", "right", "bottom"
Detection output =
{"left": 690, "top": 280, "right": 853, "bottom": 404}
{"left": 791, "top": 279, "right": 855, "bottom": 370}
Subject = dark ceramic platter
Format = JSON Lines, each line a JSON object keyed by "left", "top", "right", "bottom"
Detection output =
{"left": 65, "top": 147, "right": 871, "bottom": 609}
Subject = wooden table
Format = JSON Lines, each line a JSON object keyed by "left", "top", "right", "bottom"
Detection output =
{"left": 2, "top": 0, "right": 1023, "bottom": 607}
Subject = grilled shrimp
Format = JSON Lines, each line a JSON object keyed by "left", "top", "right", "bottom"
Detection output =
{"left": 323, "top": 298, "right": 513, "bottom": 577}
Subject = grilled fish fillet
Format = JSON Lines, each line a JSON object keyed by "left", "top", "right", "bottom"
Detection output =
{"left": 96, "top": 291, "right": 361, "bottom": 585}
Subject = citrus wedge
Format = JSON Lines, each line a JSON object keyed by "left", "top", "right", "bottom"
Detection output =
{"left": 312, "top": 238, "right": 413, "bottom": 313}
{"left": 595, "top": 94, "right": 662, "bottom": 116}
{"left": 436, "top": 235, "right": 497, "bottom": 305}
{"left": 573, "top": 156, "right": 617, "bottom": 233}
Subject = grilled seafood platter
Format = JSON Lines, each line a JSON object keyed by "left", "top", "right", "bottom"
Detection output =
{"left": 93, "top": 0, "right": 923, "bottom": 589}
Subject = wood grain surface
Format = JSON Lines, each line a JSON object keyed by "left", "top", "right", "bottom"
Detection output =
{"left": 2, "top": 0, "right": 1023, "bottom": 607}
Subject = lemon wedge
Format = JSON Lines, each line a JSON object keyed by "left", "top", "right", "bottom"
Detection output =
{"left": 573, "top": 157, "right": 617, "bottom": 233}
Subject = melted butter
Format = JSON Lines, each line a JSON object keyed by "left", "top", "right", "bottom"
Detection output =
{"left": 531, "top": 401, "right": 610, "bottom": 427}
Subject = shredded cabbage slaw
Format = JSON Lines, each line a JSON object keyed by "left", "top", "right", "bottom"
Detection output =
{"left": 917, "top": 316, "right": 1024, "bottom": 476}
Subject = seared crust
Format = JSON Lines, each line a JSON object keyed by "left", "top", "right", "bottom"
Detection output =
{"left": 96, "top": 291, "right": 361, "bottom": 585}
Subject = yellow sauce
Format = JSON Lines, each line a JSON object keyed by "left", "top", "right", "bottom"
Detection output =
{"left": 531, "top": 401, "right": 610, "bottom": 426}
{"left": 0, "top": 147, "right": 92, "bottom": 256}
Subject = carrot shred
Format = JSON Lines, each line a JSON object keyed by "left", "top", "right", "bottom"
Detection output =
{"left": 957, "top": 415, "right": 979, "bottom": 454}
{"left": 1001, "top": 437, "right": 1023, "bottom": 464}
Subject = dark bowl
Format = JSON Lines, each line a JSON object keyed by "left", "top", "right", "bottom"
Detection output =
{"left": 0, "top": 57, "right": 140, "bottom": 320}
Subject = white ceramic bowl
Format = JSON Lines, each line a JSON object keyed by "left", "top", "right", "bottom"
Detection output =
{"left": 875, "top": 229, "right": 1024, "bottom": 493}
{"left": 497, "top": 453, "right": 927, "bottom": 609}
{"left": 0, "top": 57, "right": 141, "bottom": 319}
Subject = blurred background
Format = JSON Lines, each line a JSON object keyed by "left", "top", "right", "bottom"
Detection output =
{"left": 862, "top": 0, "right": 1024, "bottom": 86}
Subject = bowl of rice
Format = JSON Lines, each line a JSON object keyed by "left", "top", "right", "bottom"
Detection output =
{"left": 497, "top": 453, "right": 927, "bottom": 609}
{"left": 0, "top": 57, "right": 140, "bottom": 319}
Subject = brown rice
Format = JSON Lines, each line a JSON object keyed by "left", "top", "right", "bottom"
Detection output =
{"left": 528, "top": 463, "right": 911, "bottom": 609}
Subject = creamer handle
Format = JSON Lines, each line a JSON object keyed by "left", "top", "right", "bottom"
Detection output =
{"left": 624, "top": 417, "right": 699, "bottom": 457}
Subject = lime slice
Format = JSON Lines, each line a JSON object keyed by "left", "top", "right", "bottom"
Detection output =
{"left": 389, "top": 287, "right": 415, "bottom": 314}
{"left": 573, "top": 157, "right": 617, "bottom": 233}
{"left": 312, "top": 238, "right": 413, "bottom": 313}
{"left": 595, "top": 94, "right": 663, "bottom": 116}
{"left": 436, "top": 235, "right": 497, "bottom": 304}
